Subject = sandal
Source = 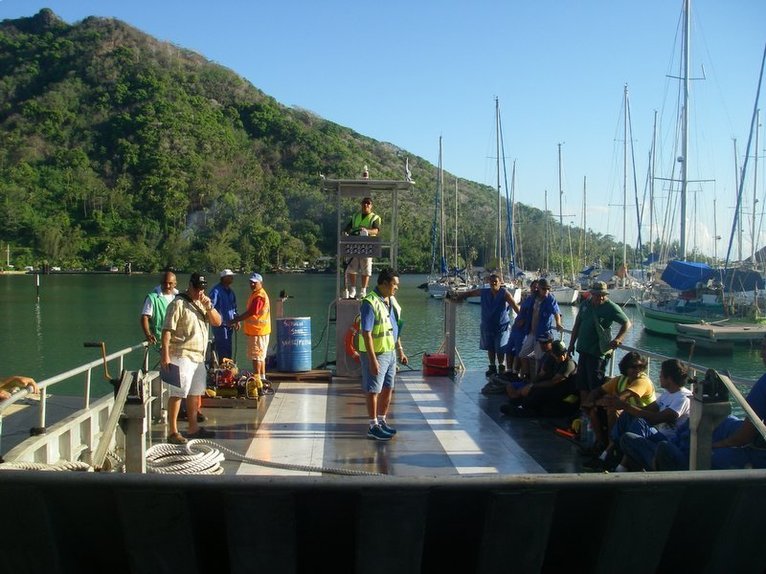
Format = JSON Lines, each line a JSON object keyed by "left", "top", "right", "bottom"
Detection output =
{"left": 168, "top": 432, "right": 187, "bottom": 445}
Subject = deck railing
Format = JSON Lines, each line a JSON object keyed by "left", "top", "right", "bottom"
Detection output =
{"left": 0, "top": 342, "right": 148, "bottom": 454}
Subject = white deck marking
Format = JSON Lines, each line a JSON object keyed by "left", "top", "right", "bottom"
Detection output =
{"left": 402, "top": 375, "right": 546, "bottom": 474}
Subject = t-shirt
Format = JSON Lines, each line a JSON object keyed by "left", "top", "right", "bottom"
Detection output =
{"left": 656, "top": 387, "right": 693, "bottom": 437}
{"left": 141, "top": 291, "right": 176, "bottom": 316}
{"left": 538, "top": 356, "right": 576, "bottom": 384}
{"left": 601, "top": 373, "right": 656, "bottom": 407}
{"left": 574, "top": 299, "right": 630, "bottom": 357}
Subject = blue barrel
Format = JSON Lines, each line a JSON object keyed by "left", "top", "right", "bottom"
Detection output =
{"left": 276, "top": 317, "right": 312, "bottom": 372}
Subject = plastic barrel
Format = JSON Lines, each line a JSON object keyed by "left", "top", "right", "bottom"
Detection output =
{"left": 276, "top": 317, "right": 312, "bottom": 372}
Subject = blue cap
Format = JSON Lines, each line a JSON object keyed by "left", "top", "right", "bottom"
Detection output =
{"left": 249, "top": 272, "right": 263, "bottom": 283}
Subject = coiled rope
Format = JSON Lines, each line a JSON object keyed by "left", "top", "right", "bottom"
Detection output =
{"left": 0, "top": 441, "right": 385, "bottom": 477}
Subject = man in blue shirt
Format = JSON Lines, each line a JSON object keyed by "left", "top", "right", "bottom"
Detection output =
{"left": 209, "top": 269, "right": 239, "bottom": 362}
{"left": 358, "top": 268, "right": 408, "bottom": 441}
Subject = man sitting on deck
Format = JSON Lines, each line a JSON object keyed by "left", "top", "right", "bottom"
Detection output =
{"left": 653, "top": 336, "right": 766, "bottom": 471}
{"left": 615, "top": 359, "right": 692, "bottom": 472}
{"left": 500, "top": 340, "right": 578, "bottom": 418}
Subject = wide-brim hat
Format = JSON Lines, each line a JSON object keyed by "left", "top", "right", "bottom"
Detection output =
{"left": 590, "top": 281, "right": 608, "bottom": 295}
{"left": 220, "top": 269, "right": 235, "bottom": 278}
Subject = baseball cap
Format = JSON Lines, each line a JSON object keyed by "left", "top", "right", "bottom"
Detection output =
{"left": 249, "top": 272, "right": 263, "bottom": 283}
{"left": 220, "top": 269, "right": 235, "bottom": 278}
{"left": 551, "top": 341, "right": 568, "bottom": 356}
{"left": 190, "top": 272, "right": 207, "bottom": 288}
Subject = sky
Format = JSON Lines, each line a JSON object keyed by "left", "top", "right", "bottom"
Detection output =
{"left": 2, "top": 0, "right": 765, "bottom": 261}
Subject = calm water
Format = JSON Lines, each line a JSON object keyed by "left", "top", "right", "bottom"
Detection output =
{"left": 1, "top": 273, "right": 763, "bottom": 395}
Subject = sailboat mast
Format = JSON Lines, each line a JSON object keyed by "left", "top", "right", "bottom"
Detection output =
{"left": 439, "top": 136, "right": 445, "bottom": 272}
{"left": 558, "top": 143, "right": 564, "bottom": 270}
{"left": 454, "top": 178, "right": 459, "bottom": 272}
{"left": 752, "top": 109, "right": 761, "bottom": 263}
{"left": 679, "top": 0, "right": 690, "bottom": 260}
{"left": 582, "top": 177, "right": 587, "bottom": 265}
{"left": 649, "top": 110, "right": 657, "bottom": 260}
{"left": 623, "top": 84, "right": 629, "bottom": 284}
{"left": 495, "top": 97, "right": 502, "bottom": 273}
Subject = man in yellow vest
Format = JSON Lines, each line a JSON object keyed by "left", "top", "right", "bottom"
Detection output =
{"left": 231, "top": 273, "right": 271, "bottom": 394}
{"left": 343, "top": 196, "right": 381, "bottom": 299}
{"left": 358, "top": 267, "right": 408, "bottom": 440}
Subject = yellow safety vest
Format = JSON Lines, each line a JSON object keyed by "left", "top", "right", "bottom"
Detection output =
{"left": 357, "top": 291, "right": 401, "bottom": 354}
{"left": 350, "top": 211, "right": 381, "bottom": 233}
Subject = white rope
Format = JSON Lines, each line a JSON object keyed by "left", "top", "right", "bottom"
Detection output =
{"left": 146, "top": 441, "right": 225, "bottom": 475}
{"left": 0, "top": 460, "right": 93, "bottom": 471}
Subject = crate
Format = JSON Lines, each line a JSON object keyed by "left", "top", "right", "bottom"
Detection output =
{"left": 422, "top": 353, "right": 451, "bottom": 376}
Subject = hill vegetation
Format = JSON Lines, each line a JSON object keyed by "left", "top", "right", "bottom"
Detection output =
{"left": 0, "top": 9, "right": 649, "bottom": 276}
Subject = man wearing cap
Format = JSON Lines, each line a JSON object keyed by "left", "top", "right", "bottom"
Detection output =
{"left": 343, "top": 196, "right": 381, "bottom": 299}
{"left": 568, "top": 281, "right": 632, "bottom": 407}
{"left": 161, "top": 273, "right": 222, "bottom": 444}
{"left": 516, "top": 278, "right": 564, "bottom": 382}
{"left": 209, "top": 269, "right": 239, "bottom": 362}
{"left": 501, "top": 340, "right": 578, "bottom": 418}
{"left": 231, "top": 273, "right": 271, "bottom": 392}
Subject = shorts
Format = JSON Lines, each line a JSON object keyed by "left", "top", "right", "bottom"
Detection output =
{"left": 360, "top": 350, "right": 396, "bottom": 394}
{"left": 480, "top": 327, "right": 510, "bottom": 353}
{"left": 346, "top": 257, "right": 372, "bottom": 277}
{"left": 246, "top": 334, "right": 270, "bottom": 362}
{"left": 505, "top": 330, "right": 527, "bottom": 356}
{"left": 167, "top": 356, "right": 207, "bottom": 398}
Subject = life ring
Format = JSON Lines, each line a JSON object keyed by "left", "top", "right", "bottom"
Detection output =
{"left": 344, "top": 322, "right": 360, "bottom": 362}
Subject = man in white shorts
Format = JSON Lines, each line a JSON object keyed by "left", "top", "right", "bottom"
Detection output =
{"left": 161, "top": 272, "right": 222, "bottom": 444}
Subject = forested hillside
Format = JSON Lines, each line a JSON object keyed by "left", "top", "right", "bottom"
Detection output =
{"left": 0, "top": 9, "right": 630, "bottom": 274}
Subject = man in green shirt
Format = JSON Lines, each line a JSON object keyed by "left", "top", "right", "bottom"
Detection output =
{"left": 567, "top": 281, "right": 632, "bottom": 406}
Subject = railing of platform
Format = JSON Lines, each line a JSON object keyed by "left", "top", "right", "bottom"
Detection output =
{"left": 0, "top": 342, "right": 148, "bottom": 453}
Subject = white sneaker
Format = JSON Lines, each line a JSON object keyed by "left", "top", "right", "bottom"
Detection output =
{"left": 359, "top": 288, "right": 367, "bottom": 298}
{"left": 348, "top": 286, "right": 356, "bottom": 299}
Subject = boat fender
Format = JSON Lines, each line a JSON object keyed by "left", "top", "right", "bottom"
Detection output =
{"left": 344, "top": 319, "right": 360, "bottom": 362}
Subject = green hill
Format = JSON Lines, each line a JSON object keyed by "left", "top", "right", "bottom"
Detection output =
{"left": 0, "top": 9, "right": 631, "bottom": 275}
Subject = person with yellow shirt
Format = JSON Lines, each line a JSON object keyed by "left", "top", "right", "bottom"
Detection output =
{"left": 582, "top": 351, "right": 655, "bottom": 466}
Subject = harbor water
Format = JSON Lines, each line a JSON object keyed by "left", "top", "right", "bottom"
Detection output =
{"left": 1, "top": 273, "right": 763, "bottom": 395}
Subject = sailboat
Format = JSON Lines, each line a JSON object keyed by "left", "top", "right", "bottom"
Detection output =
{"left": 427, "top": 137, "right": 471, "bottom": 298}
{"left": 638, "top": 0, "right": 766, "bottom": 344}
{"left": 604, "top": 84, "right": 646, "bottom": 306}
{"left": 467, "top": 98, "right": 521, "bottom": 305}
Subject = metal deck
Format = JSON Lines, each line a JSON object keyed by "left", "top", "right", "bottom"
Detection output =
{"left": 152, "top": 369, "right": 585, "bottom": 476}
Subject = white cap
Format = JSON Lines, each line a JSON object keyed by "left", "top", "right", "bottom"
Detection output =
{"left": 220, "top": 269, "right": 235, "bottom": 278}
{"left": 249, "top": 272, "right": 263, "bottom": 283}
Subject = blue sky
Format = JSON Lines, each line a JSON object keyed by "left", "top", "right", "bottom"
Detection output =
{"left": 2, "top": 1, "right": 765, "bottom": 260}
